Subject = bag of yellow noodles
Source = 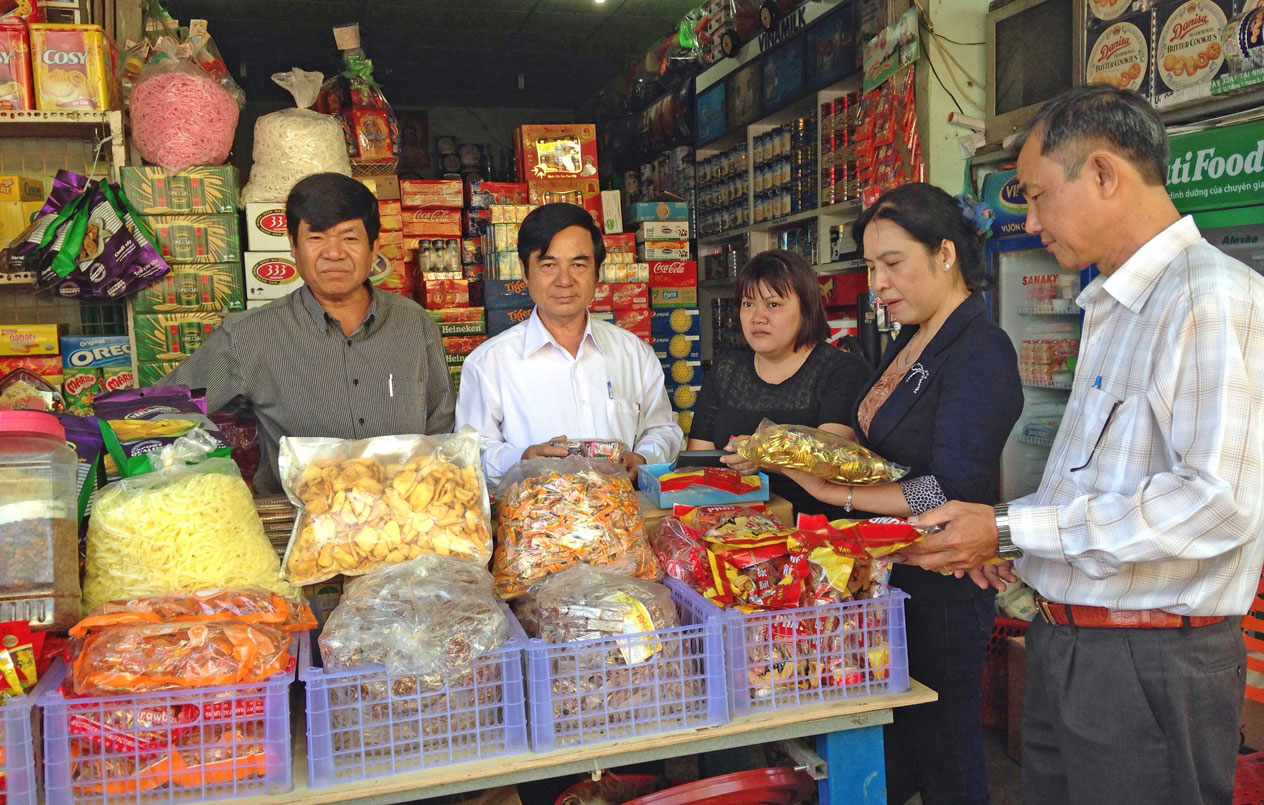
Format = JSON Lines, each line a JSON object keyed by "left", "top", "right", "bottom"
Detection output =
{"left": 736, "top": 418, "right": 909, "bottom": 484}
{"left": 277, "top": 428, "right": 492, "bottom": 586}
{"left": 82, "top": 425, "right": 295, "bottom": 615}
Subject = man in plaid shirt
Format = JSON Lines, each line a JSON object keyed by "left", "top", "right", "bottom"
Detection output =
{"left": 902, "top": 85, "right": 1264, "bottom": 803}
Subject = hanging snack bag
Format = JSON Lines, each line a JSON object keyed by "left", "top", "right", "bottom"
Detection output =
{"left": 492, "top": 456, "right": 659, "bottom": 599}
{"left": 737, "top": 418, "right": 908, "bottom": 484}
{"left": 277, "top": 429, "right": 493, "bottom": 586}
{"left": 313, "top": 23, "right": 400, "bottom": 171}
{"left": 241, "top": 68, "right": 353, "bottom": 204}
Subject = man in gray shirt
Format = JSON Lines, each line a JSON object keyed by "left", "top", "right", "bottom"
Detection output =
{"left": 164, "top": 173, "right": 455, "bottom": 493}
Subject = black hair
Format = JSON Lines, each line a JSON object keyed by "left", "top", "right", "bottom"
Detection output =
{"left": 1018, "top": 84, "right": 1169, "bottom": 185}
{"left": 736, "top": 250, "right": 830, "bottom": 351}
{"left": 517, "top": 203, "right": 606, "bottom": 276}
{"left": 853, "top": 182, "right": 989, "bottom": 292}
{"left": 285, "top": 173, "right": 381, "bottom": 244}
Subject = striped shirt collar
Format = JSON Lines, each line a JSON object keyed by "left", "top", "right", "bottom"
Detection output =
{"left": 298, "top": 283, "right": 380, "bottom": 336}
{"left": 521, "top": 308, "right": 605, "bottom": 360}
{"left": 1078, "top": 216, "right": 1201, "bottom": 314}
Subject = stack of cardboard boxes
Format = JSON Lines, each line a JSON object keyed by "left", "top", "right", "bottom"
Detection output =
{"left": 515, "top": 124, "right": 603, "bottom": 228}
{"left": 119, "top": 167, "right": 244, "bottom": 387}
{"left": 589, "top": 233, "right": 652, "bottom": 344}
{"left": 629, "top": 201, "right": 700, "bottom": 438}
{"left": 0, "top": 175, "right": 45, "bottom": 250}
{"left": 59, "top": 336, "right": 133, "bottom": 414}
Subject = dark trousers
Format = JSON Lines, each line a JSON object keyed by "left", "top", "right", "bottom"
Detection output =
{"left": 885, "top": 594, "right": 995, "bottom": 805}
{"left": 1023, "top": 615, "right": 1246, "bottom": 805}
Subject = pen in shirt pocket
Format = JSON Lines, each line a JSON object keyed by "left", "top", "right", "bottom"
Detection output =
{"left": 1094, "top": 375, "right": 1102, "bottom": 389}
{"left": 389, "top": 373, "right": 395, "bottom": 397}
{"left": 607, "top": 381, "right": 613, "bottom": 399}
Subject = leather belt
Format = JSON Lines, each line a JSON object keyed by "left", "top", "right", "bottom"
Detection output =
{"left": 1034, "top": 596, "right": 1225, "bottom": 629}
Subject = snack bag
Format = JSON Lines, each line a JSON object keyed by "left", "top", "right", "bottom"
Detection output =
{"left": 278, "top": 429, "right": 493, "bottom": 586}
{"left": 319, "top": 575, "right": 508, "bottom": 678}
{"left": 72, "top": 589, "right": 315, "bottom": 636}
{"left": 93, "top": 385, "right": 227, "bottom": 477}
{"left": 492, "top": 456, "right": 660, "bottom": 599}
{"left": 82, "top": 431, "right": 295, "bottom": 613}
{"left": 241, "top": 68, "right": 352, "bottom": 204}
{"left": 649, "top": 518, "right": 709, "bottom": 587}
{"left": 314, "top": 22, "right": 400, "bottom": 170}
{"left": 70, "top": 620, "right": 291, "bottom": 695}
{"left": 551, "top": 438, "right": 627, "bottom": 464}
{"left": 737, "top": 418, "right": 908, "bottom": 484}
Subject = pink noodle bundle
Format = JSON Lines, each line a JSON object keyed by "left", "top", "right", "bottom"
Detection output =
{"left": 131, "top": 67, "right": 239, "bottom": 173}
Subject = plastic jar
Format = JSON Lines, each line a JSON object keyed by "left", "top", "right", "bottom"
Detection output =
{"left": 0, "top": 411, "right": 80, "bottom": 631}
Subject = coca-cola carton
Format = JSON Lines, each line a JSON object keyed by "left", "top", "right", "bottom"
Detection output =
{"left": 403, "top": 208, "right": 462, "bottom": 238}
{"left": 0, "top": 21, "right": 34, "bottom": 110}
{"left": 400, "top": 179, "right": 463, "bottom": 209}
{"left": 28, "top": 23, "right": 117, "bottom": 111}
{"left": 648, "top": 260, "right": 697, "bottom": 288}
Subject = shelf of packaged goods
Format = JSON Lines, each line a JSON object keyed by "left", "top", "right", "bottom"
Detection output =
{"left": 817, "top": 259, "right": 866, "bottom": 276}
{"left": 0, "top": 272, "right": 36, "bottom": 286}
{"left": 0, "top": 109, "right": 123, "bottom": 138}
{"left": 1017, "top": 433, "right": 1055, "bottom": 448}
{"left": 1016, "top": 305, "right": 1080, "bottom": 317}
{"left": 1022, "top": 379, "right": 1073, "bottom": 391}
{"left": 698, "top": 200, "right": 863, "bottom": 245}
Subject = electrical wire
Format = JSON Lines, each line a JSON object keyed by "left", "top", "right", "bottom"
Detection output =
{"left": 927, "top": 33, "right": 985, "bottom": 112}
{"left": 924, "top": 36, "right": 965, "bottom": 116}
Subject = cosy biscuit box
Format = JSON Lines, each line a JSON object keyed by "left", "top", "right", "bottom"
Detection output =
{"left": 28, "top": 23, "right": 118, "bottom": 110}
{"left": 0, "top": 21, "right": 34, "bottom": 110}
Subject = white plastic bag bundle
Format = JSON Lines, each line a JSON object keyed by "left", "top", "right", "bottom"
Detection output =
{"left": 242, "top": 68, "right": 352, "bottom": 204}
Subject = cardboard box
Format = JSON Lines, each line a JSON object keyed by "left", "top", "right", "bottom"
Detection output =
{"left": 400, "top": 178, "right": 463, "bottom": 209}
{"left": 59, "top": 335, "right": 130, "bottom": 369}
{"left": 403, "top": 208, "right": 463, "bottom": 238}
{"left": 132, "top": 265, "right": 243, "bottom": 312}
{"left": 602, "top": 232, "right": 635, "bottom": 255}
{"left": 591, "top": 282, "right": 649, "bottom": 312}
{"left": 638, "top": 241, "right": 690, "bottom": 262}
{"left": 145, "top": 214, "right": 241, "bottom": 264}
{"left": 653, "top": 333, "right": 701, "bottom": 361}
{"left": 443, "top": 334, "right": 487, "bottom": 356}
{"left": 136, "top": 361, "right": 181, "bottom": 387}
{"left": 0, "top": 174, "right": 43, "bottom": 203}
{"left": 614, "top": 308, "right": 652, "bottom": 337}
{"left": 637, "top": 221, "right": 691, "bottom": 241}
{"left": 526, "top": 178, "right": 600, "bottom": 206}
{"left": 662, "top": 358, "right": 702, "bottom": 385}
{"left": 132, "top": 313, "right": 223, "bottom": 362}
{"left": 0, "top": 355, "right": 62, "bottom": 380}
{"left": 119, "top": 166, "right": 239, "bottom": 214}
{"left": 600, "top": 190, "right": 623, "bottom": 234}
{"left": 487, "top": 305, "right": 533, "bottom": 334}
{"left": 0, "top": 23, "right": 35, "bottom": 111}
{"left": 651, "top": 286, "right": 698, "bottom": 308}
{"left": 427, "top": 307, "right": 487, "bottom": 336}
{"left": 624, "top": 201, "right": 690, "bottom": 224}
{"left": 0, "top": 324, "right": 58, "bottom": 356}
{"left": 818, "top": 271, "right": 869, "bottom": 307}
{"left": 469, "top": 180, "right": 529, "bottom": 208}
{"left": 378, "top": 200, "right": 403, "bottom": 233}
{"left": 420, "top": 278, "right": 482, "bottom": 310}
{"left": 245, "top": 203, "right": 289, "bottom": 251}
{"left": 515, "top": 123, "right": 598, "bottom": 181}
{"left": 664, "top": 382, "right": 701, "bottom": 411}
{"left": 244, "top": 252, "right": 303, "bottom": 300}
{"left": 484, "top": 278, "right": 531, "bottom": 310}
{"left": 0, "top": 174, "right": 44, "bottom": 246}
{"left": 648, "top": 260, "right": 698, "bottom": 288}
{"left": 651, "top": 307, "right": 701, "bottom": 337}
{"left": 357, "top": 175, "right": 401, "bottom": 201}
{"left": 29, "top": 24, "right": 117, "bottom": 111}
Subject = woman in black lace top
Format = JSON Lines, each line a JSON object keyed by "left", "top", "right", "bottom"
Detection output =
{"left": 687, "top": 250, "right": 871, "bottom": 517}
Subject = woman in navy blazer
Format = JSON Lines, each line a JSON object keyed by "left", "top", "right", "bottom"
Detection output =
{"left": 787, "top": 183, "right": 1022, "bottom": 805}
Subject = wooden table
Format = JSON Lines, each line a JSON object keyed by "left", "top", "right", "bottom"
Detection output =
{"left": 236, "top": 681, "right": 935, "bottom": 805}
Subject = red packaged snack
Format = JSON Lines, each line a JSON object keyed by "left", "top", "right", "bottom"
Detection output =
{"left": 71, "top": 589, "right": 316, "bottom": 636}
{"left": 0, "top": 21, "right": 34, "bottom": 110}
{"left": 402, "top": 208, "right": 462, "bottom": 238}
{"left": 70, "top": 621, "right": 292, "bottom": 695}
{"left": 610, "top": 282, "right": 649, "bottom": 310}
{"left": 656, "top": 467, "right": 758, "bottom": 496}
{"left": 650, "top": 518, "right": 710, "bottom": 586}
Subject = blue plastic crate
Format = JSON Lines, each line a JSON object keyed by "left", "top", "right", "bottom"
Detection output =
{"left": 40, "top": 637, "right": 296, "bottom": 804}
{"left": 637, "top": 463, "right": 770, "bottom": 509}
{"left": 301, "top": 602, "right": 528, "bottom": 787}
{"left": 1, "top": 659, "right": 61, "bottom": 805}
{"left": 667, "top": 577, "right": 909, "bottom": 716}
{"left": 525, "top": 594, "right": 728, "bottom": 751}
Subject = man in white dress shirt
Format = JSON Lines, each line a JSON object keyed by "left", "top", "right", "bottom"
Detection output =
{"left": 456, "top": 203, "right": 683, "bottom": 486}
{"left": 898, "top": 85, "right": 1264, "bottom": 804}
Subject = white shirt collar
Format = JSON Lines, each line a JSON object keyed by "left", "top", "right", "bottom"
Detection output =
{"left": 1077, "top": 216, "right": 1201, "bottom": 313}
{"left": 520, "top": 308, "right": 604, "bottom": 360}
